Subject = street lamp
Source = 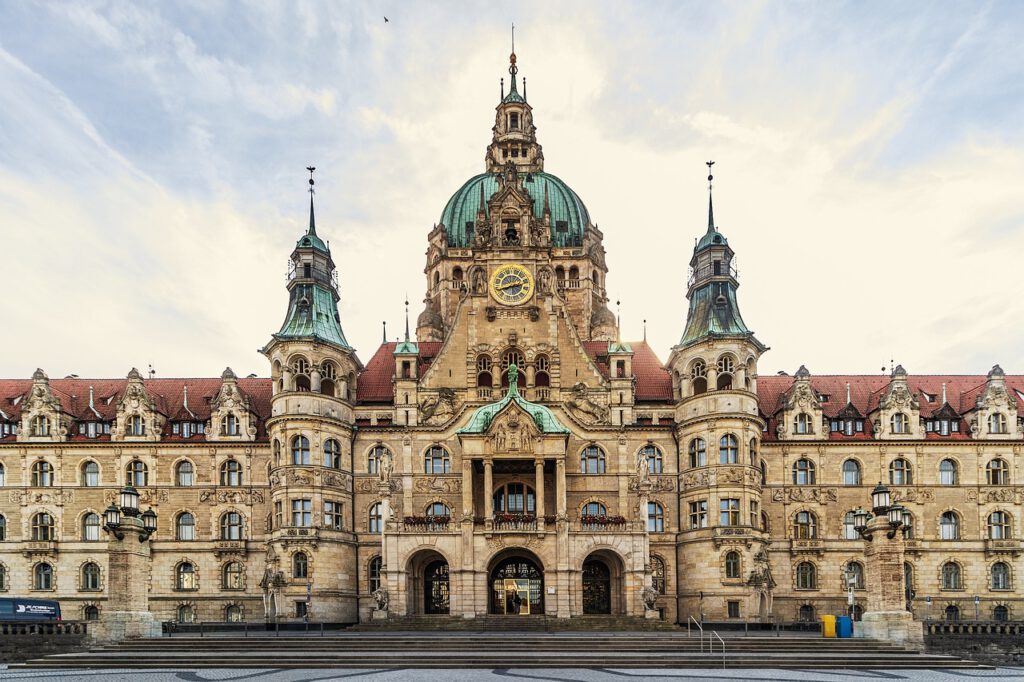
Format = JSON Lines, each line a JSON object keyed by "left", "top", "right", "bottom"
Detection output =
{"left": 853, "top": 507, "right": 870, "bottom": 532}
{"left": 119, "top": 485, "right": 140, "bottom": 517}
{"left": 103, "top": 504, "right": 123, "bottom": 540}
{"left": 870, "top": 482, "right": 890, "bottom": 514}
{"left": 140, "top": 508, "right": 158, "bottom": 541}
{"left": 103, "top": 488, "right": 157, "bottom": 543}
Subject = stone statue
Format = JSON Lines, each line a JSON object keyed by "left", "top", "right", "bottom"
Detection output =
{"left": 472, "top": 268, "right": 486, "bottom": 293}
{"left": 418, "top": 388, "right": 457, "bottom": 424}
{"left": 379, "top": 449, "right": 394, "bottom": 484}
{"left": 372, "top": 587, "right": 390, "bottom": 611}
{"left": 538, "top": 268, "right": 551, "bottom": 293}
{"left": 636, "top": 449, "right": 650, "bottom": 482}
{"left": 642, "top": 586, "right": 659, "bottom": 611}
{"left": 565, "top": 382, "right": 609, "bottom": 424}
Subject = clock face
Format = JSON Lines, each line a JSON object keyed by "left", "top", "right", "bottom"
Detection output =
{"left": 489, "top": 264, "right": 534, "bottom": 305}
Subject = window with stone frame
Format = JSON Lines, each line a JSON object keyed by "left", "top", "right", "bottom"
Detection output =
{"left": 126, "top": 414, "right": 146, "bottom": 436}
{"left": 792, "top": 459, "right": 816, "bottom": 485}
{"left": 292, "top": 552, "right": 308, "bottom": 579}
{"left": 82, "top": 512, "right": 101, "bottom": 541}
{"left": 176, "top": 563, "right": 197, "bottom": 590}
{"left": 941, "top": 562, "right": 962, "bottom": 590}
{"left": 647, "top": 502, "right": 665, "bottom": 533}
{"left": 219, "top": 459, "right": 243, "bottom": 486}
{"left": 724, "top": 551, "right": 741, "bottom": 579}
{"left": 32, "top": 415, "right": 50, "bottom": 437}
{"left": 31, "top": 512, "right": 54, "bottom": 541}
{"left": 368, "top": 502, "right": 383, "bottom": 533}
{"left": 939, "top": 459, "right": 958, "bottom": 486}
{"left": 944, "top": 604, "right": 960, "bottom": 621}
{"left": 324, "top": 439, "right": 342, "bottom": 469}
{"left": 33, "top": 563, "right": 53, "bottom": 590}
{"left": 987, "top": 458, "right": 1011, "bottom": 485}
{"left": 795, "top": 562, "right": 817, "bottom": 590}
{"left": 651, "top": 556, "right": 667, "bottom": 594}
{"left": 843, "top": 511, "right": 859, "bottom": 540}
{"left": 84, "top": 605, "right": 99, "bottom": 621}
{"left": 991, "top": 562, "right": 1011, "bottom": 590}
{"left": 225, "top": 605, "right": 243, "bottom": 622}
{"left": 990, "top": 413, "right": 1008, "bottom": 434}
{"left": 291, "top": 435, "right": 310, "bottom": 465}
{"left": 689, "top": 500, "right": 708, "bottom": 529}
{"left": 994, "top": 605, "right": 1009, "bottom": 621}
{"left": 988, "top": 511, "right": 1012, "bottom": 540}
{"left": 719, "top": 498, "right": 740, "bottom": 526}
{"left": 220, "top": 511, "right": 244, "bottom": 540}
{"left": 176, "top": 461, "right": 194, "bottom": 486}
{"left": 794, "top": 413, "right": 813, "bottom": 435}
{"left": 793, "top": 511, "right": 818, "bottom": 539}
{"left": 641, "top": 444, "right": 663, "bottom": 474}
{"left": 581, "top": 445, "right": 606, "bottom": 474}
{"left": 889, "top": 458, "right": 912, "bottom": 485}
{"left": 80, "top": 562, "right": 100, "bottom": 591}
{"left": 368, "top": 445, "right": 389, "bottom": 475}
{"left": 223, "top": 561, "right": 244, "bottom": 590}
{"left": 0, "top": 564, "right": 7, "bottom": 590}
{"left": 325, "top": 500, "right": 344, "bottom": 530}
{"left": 176, "top": 512, "right": 195, "bottom": 540}
{"left": 845, "top": 561, "right": 865, "bottom": 589}
{"left": 31, "top": 460, "right": 54, "bottom": 487}
{"left": 719, "top": 434, "right": 738, "bottom": 464}
{"left": 125, "top": 459, "right": 147, "bottom": 486}
{"left": 690, "top": 360, "right": 708, "bottom": 395}
{"left": 81, "top": 461, "right": 100, "bottom": 487}
{"left": 842, "top": 459, "right": 861, "bottom": 485}
{"left": 221, "top": 413, "right": 240, "bottom": 436}
{"left": 177, "top": 604, "right": 195, "bottom": 623}
{"left": 688, "top": 438, "right": 706, "bottom": 468}
{"left": 0, "top": 515, "right": 6, "bottom": 541}
{"left": 890, "top": 412, "right": 909, "bottom": 434}
{"left": 369, "top": 556, "right": 382, "bottom": 592}
{"left": 424, "top": 445, "right": 450, "bottom": 474}
{"left": 799, "top": 604, "right": 815, "bottom": 621}
{"left": 291, "top": 499, "right": 312, "bottom": 527}
{"left": 940, "top": 511, "right": 961, "bottom": 540}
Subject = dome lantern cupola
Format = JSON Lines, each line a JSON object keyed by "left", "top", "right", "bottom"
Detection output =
{"left": 486, "top": 30, "right": 544, "bottom": 175}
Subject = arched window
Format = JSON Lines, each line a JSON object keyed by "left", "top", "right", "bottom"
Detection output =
{"left": 126, "top": 459, "right": 147, "bottom": 486}
{"left": 944, "top": 604, "right": 960, "bottom": 621}
{"left": 425, "top": 502, "right": 450, "bottom": 519}
{"left": 222, "top": 413, "right": 239, "bottom": 436}
{"left": 424, "top": 445, "right": 450, "bottom": 474}
{"left": 798, "top": 604, "right": 815, "bottom": 621}
{"left": 292, "top": 356, "right": 311, "bottom": 392}
{"left": 82, "top": 512, "right": 101, "bottom": 541}
{"left": 749, "top": 438, "right": 758, "bottom": 466}
{"left": 81, "top": 461, "right": 99, "bottom": 487}
{"left": 177, "top": 604, "right": 195, "bottom": 623}
{"left": 320, "top": 361, "right": 337, "bottom": 396}
{"left": 291, "top": 435, "right": 310, "bottom": 465}
{"left": 32, "top": 415, "right": 50, "bottom": 436}
{"left": 842, "top": 459, "right": 861, "bottom": 486}
{"left": 369, "top": 556, "right": 383, "bottom": 592}
{"left": 716, "top": 355, "right": 734, "bottom": 390}
{"left": 176, "top": 460, "right": 194, "bottom": 486}
{"left": 902, "top": 510, "right": 915, "bottom": 539}
{"left": 889, "top": 458, "right": 912, "bottom": 485}
{"left": 581, "top": 445, "right": 606, "bottom": 474}
{"left": 31, "top": 461, "right": 54, "bottom": 487}
{"left": 792, "top": 459, "right": 816, "bottom": 485}
{"left": 368, "top": 503, "right": 383, "bottom": 533}
{"left": 534, "top": 354, "right": 550, "bottom": 388}
{"left": 323, "top": 439, "right": 342, "bottom": 469}
{"left": 641, "top": 444, "right": 663, "bottom": 474}
{"left": 651, "top": 556, "right": 666, "bottom": 594}
{"left": 81, "top": 562, "right": 100, "bottom": 591}
{"left": 990, "top": 413, "right": 1008, "bottom": 434}
{"left": 647, "top": 502, "right": 665, "bottom": 532}
{"left": 988, "top": 511, "right": 1011, "bottom": 540}
{"left": 500, "top": 350, "right": 525, "bottom": 387}
{"left": 176, "top": 512, "right": 196, "bottom": 541}
{"left": 223, "top": 561, "right": 244, "bottom": 590}
{"left": 84, "top": 605, "right": 99, "bottom": 621}
{"left": 987, "top": 459, "right": 1010, "bottom": 485}
{"left": 890, "top": 413, "right": 909, "bottom": 434}
{"left": 220, "top": 459, "right": 242, "bottom": 486}
{"left": 492, "top": 482, "right": 535, "bottom": 514}
{"left": 225, "top": 605, "right": 243, "bottom": 622}
{"left": 691, "top": 360, "right": 708, "bottom": 395}
{"left": 220, "top": 511, "right": 244, "bottom": 540}
{"left": 939, "top": 459, "right": 958, "bottom": 486}
{"left": 725, "top": 551, "right": 740, "bottom": 579}
{"left": 796, "top": 562, "right": 817, "bottom": 590}
{"left": 476, "top": 355, "right": 493, "bottom": 388}
{"left": 991, "top": 562, "right": 1011, "bottom": 590}
{"left": 176, "top": 562, "right": 197, "bottom": 590}
{"left": 719, "top": 434, "right": 738, "bottom": 464}
{"left": 31, "top": 512, "right": 54, "bottom": 541}
{"left": 273, "top": 439, "right": 281, "bottom": 465}
{"left": 843, "top": 511, "right": 859, "bottom": 540}
{"left": 293, "top": 552, "right": 308, "bottom": 579}
{"left": 33, "top": 563, "right": 53, "bottom": 590}
{"left": 688, "top": 438, "right": 707, "bottom": 468}
{"left": 940, "top": 511, "right": 961, "bottom": 540}
{"left": 794, "top": 413, "right": 812, "bottom": 434}
{"left": 994, "top": 605, "right": 1009, "bottom": 621}
{"left": 127, "top": 414, "right": 146, "bottom": 436}
{"left": 846, "top": 562, "right": 865, "bottom": 589}
{"left": 368, "top": 445, "right": 389, "bottom": 475}
{"left": 941, "top": 562, "right": 962, "bottom": 590}
{"left": 793, "top": 511, "right": 818, "bottom": 539}
{"left": 904, "top": 562, "right": 915, "bottom": 603}
{"left": 0, "top": 514, "right": 6, "bottom": 541}
{"left": 581, "top": 501, "right": 607, "bottom": 528}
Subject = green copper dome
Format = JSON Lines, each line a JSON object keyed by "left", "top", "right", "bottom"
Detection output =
{"left": 440, "top": 172, "right": 590, "bottom": 248}
{"left": 458, "top": 365, "right": 569, "bottom": 435}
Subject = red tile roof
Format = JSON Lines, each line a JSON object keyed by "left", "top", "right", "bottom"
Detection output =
{"left": 356, "top": 342, "right": 443, "bottom": 403}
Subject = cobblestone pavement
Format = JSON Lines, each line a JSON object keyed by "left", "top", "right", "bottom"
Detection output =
{"left": 1, "top": 668, "right": 1023, "bottom": 682}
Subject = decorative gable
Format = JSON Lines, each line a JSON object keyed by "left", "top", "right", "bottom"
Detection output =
{"left": 207, "top": 367, "right": 258, "bottom": 441}
{"left": 112, "top": 368, "right": 165, "bottom": 441}
{"left": 969, "top": 365, "right": 1021, "bottom": 439}
{"left": 874, "top": 365, "right": 922, "bottom": 439}
{"left": 17, "top": 369, "right": 69, "bottom": 442}
{"left": 486, "top": 401, "right": 542, "bottom": 455}
{"left": 778, "top": 366, "right": 823, "bottom": 440}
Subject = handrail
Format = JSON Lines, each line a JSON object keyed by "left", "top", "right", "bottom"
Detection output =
{"left": 710, "top": 630, "right": 725, "bottom": 668}
{"left": 687, "top": 615, "right": 704, "bottom": 651}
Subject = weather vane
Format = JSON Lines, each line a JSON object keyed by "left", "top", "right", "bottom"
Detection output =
{"left": 307, "top": 166, "right": 316, "bottom": 195}
{"left": 706, "top": 160, "right": 715, "bottom": 192}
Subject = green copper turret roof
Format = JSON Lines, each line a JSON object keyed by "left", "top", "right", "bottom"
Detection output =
{"left": 275, "top": 283, "right": 351, "bottom": 349}
{"left": 677, "top": 282, "right": 762, "bottom": 350}
{"left": 458, "top": 365, "right": 569, "bottom": 434}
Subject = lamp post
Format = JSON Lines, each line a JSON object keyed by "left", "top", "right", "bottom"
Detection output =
{"left": 853, "top": 482, "right": 922, "bottom": 648}
{"left": 94, "top": 486, "right": 161, "bottom": 642}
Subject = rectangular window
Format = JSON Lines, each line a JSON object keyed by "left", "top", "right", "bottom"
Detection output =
{"left": 274, "top": 501, "right": 283, "bottom": 530}
{"left": 689, "top": 500, "right": 708, "bottom": 529}
{"left": 727, "top": 601, "right": 740, "bottom": 618}
{"left": 720, "top": 498, "right": 740, "bottom": 526}
{"left": 509, "top": 112, "right": 520, "bottom": 129}
{"left": 325, "top": 501, "right": 344, "bottom": 531}
{"left": 555, "top": 220, "right": 568, "bottom": 233}
{"left": 295, "top": 601, "right": 308, "bottom": 619}
{"left": 749, "top": 500, "right": 759, "bottom": 528}
{"left": 855, "top": 420, "right": 864, "bottom": 433}
{"left": 291, "top": 499, "right": 312, "bottom": 527}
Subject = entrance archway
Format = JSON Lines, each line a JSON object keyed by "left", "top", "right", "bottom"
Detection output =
{"left": 489, "top": 554, "right": 544, "bottom": 615}
{"left": 581, "top": 549, "right": 625, "bottom": 615}
{"left": 406, "top": 550, "right": 450, "bottom": 615}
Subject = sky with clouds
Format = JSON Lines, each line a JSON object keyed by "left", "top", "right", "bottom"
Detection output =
{"left": 0, "top": 1, "right": 1022, "bottom": 380}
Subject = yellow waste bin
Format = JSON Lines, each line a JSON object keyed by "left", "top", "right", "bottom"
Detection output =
{"left": 821, "top": 615, "right": 837, "bottom": 638}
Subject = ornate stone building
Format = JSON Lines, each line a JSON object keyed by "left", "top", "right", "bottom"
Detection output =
{"left": 1, "top": 51, "right": 1022, "bottom": 627}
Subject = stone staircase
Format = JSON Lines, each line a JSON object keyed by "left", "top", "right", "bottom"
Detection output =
{"left": 15, "top": 630, "right": 986, "bottom": 669}
{"left": 354, "top": 614, "right": 680, "bottom": 631}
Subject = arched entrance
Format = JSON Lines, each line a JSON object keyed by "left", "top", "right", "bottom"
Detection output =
{"left": 489, "top": 552, "right": 544, "bottom": 615}
{"left": 406, "top": 550, "right": 450, "bottom": 615}
{"left": 581, "top": 549, "right": 625, "bottom": 615}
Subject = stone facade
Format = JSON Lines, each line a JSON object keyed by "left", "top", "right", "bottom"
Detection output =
{"left": 0, "top": 52, "right": 1022, "bottom": 628}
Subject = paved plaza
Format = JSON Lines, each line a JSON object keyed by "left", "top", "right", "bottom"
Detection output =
{"left": 2, "top": 667, "right": 1023, "bottom": 682}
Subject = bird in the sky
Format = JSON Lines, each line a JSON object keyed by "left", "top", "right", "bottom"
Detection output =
{"left": 384, "top": 16, "right": 389, "bottom": 23}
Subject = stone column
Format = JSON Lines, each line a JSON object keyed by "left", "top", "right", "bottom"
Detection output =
{"left": 483, "top": 459, "right": 493, "bottom": 530}
{"left": 857, "top": 514, "right": 923, "bottom": 647}
{"left": 462, "top": 458, "right": 474, "bottom": 519}
{"left": 93, "top": 517, "right": 161, "bottom": 642}
{"left": 535, "top": 459, "right": 545, "bottom": 533}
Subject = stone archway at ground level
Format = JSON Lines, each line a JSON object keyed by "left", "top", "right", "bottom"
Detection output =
{"left": 581, "top": 549, "right": 626, "bottom": 615}
{"left": 488, "top": 549, "right": 545, "bottom": 615}
{"left": 405, "top": 549, "right": 450, "bottom": 615}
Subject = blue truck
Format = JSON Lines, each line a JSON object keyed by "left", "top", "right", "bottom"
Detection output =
{"left": 0, "top": 598, "right": 61, "bottom": 621}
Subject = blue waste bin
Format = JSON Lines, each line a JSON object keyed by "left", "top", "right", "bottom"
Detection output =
{"left": 836, "top": 615, "right": 853, "bottom": 638}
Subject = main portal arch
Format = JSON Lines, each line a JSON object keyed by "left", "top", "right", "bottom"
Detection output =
{"left": 488, "top": 550, "right": 544, "bottom": 615}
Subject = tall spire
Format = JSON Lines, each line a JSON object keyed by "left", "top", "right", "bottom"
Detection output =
{"left": 382, "top": 320, "right": 387, "bottom": 344}
{"left": 306, "top": 166, "right": 317, "bottom": 236}
{"left": 404, "top": 297, "right": 410, "bottom": 342}
{"left": 706, "top": 160, "right": 715, "bottom": 234}
{"left": 507, "top": 23, "right": 520, "bottom": 97}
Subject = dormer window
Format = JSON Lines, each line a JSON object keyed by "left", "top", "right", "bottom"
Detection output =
{"left": 925, "top": 419, "right": 959, "bottom": 436}
{"left": 890, "top": 413, "right": 909, "bottom": 435}
{"left": 32, "top": 415, "right": 50, "bottom": 437}
{"left": 172, "top": 421, "right": 205, "bottom": 438}
{"left": 77, "top": 421, "right": 111, "bottom": 439}
{"left": 990, "top": 413, "right": 1008, "bottom": 434}
{"left": 794, "top": 413, "right": 812, "bottom": 435}
{"left": 1, "top": 420, "right": 17, "bottom": 437}
{"left": 127, "top": 415, "right": 146, "bottom": 436}
{"left": 830, "top": 418, "right": 865, "bottom": 436}
{"left": 222, "top": 414, "right": 239, "bottom": 436}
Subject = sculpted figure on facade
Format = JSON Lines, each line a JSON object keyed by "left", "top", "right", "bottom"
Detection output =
{"left": 418, "top": 388, "right": 457, "bottom": 425}
{"left": 566, "top": 382, "right": 609, "bottom": 424}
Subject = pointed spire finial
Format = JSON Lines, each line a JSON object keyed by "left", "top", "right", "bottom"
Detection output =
{"left": 404, "top": 297, "right": 410, "bottom": 342}
{"left": 615, "top": 299, "right": 622, "bottom": 343}
{"left": 705, "top": 160, "right": 716, "bottom": 234}
{"left": 508, "top": 23, "right": 519, "bottom": 92}
{"left": 382, "top": 320, "right": 387, "bottom": 344}
{"left": 643, "top": 319, "right": 647, "bottom": 342}
{"left": 306, "top": 166, "right": 317, "bottom": 236}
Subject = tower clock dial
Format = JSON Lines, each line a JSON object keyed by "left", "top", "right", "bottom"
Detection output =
{"left": 489, "top": 264, "right": 534, "bottom": 305}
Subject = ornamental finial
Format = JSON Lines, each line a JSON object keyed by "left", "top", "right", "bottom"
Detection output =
{"left": 705, "top": 160, "right": 715, "bottom": 234}
{"left": 306, "top": 166, "right": 317, "bottom": 236}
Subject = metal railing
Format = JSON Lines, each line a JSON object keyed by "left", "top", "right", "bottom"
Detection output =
{"left": 687, "top": 616, "right": 725, "bottom": 667}
{"left": 710, "top": 630, "right": 725, "bottom": 668}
